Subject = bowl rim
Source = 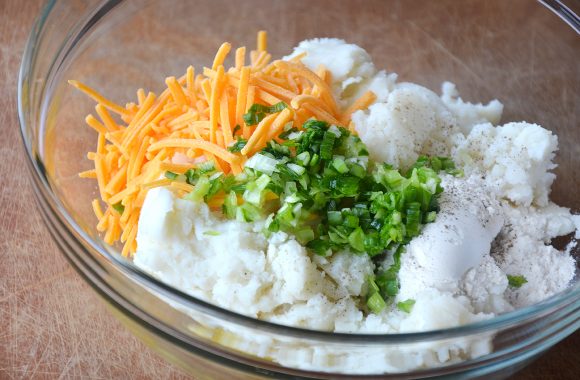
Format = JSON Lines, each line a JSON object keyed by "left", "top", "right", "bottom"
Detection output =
{"left": 18, "top": 0, "right": 580, "bottom": 346}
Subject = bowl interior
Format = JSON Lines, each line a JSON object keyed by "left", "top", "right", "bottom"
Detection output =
{"left": 40, "top": 0, "right": 579, "bottom": 318}
{"left": 21, "top": 0, "right": 580, "bottom": 377}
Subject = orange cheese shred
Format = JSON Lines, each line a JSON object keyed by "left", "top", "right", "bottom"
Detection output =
{"left": 209, "top": 65, "right": 225, "bottom": 143}
{"left": 237, "top": 67, "right": 251, "bottom": 138}
{"left": 340, "top": 90, "right": 377, "bottom": 126}
{"left": 257, "top": 30, "right": 267, "bottom": 52}
{"left": 212, "top": 42, "right": 232, "bottom": 70}
{"left": 148, "top": 138, "right": 241, "bottom": 165}
{"left": 235, "top": 47, "right": 246, "bottom": 70}
{"left": 85, "top": 115, "right": 108, "bottom": 135}
{"left": 137, "top": 89, "right": 146, "bottom": 106}
{"left": 68, "top": 80, "right": 130, "bottom": 116}
{"left": 219, "top": 94, "right": 234, "bottom": 146}
{"left": 91, "top": 199, "right": 104, "bottom": 220}
{"left": 72, "top": 31, "right": 373, "bottom": 256}
{"left": 241, "top": 113, "right": 278, "bottom": 156}
{"left": 95, "top": 104, "right": 119, "bottom": 131}
{"left": 186, "top": 66, "right": 196, "bottom": 105}
{"left": 165, "top": 76, "right": 188, "bottom": 106}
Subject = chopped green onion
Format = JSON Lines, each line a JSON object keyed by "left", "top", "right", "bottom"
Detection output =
{"left": 327, "top": 211, "right": 342, "bottom": 225}
{"left": 287, "top": 163, "right": 306, "bottom": 176}
{"left": 348, "top": 163, "right": 366, "bottom": 178}
{"left": 245, "top": 153, "right": 279, "bottom": 175}
{"left": 112, "top": 202, "right": 125, "bottom": 214}
{"left": 227, "top": 138, "right": 247, "bottom": 152}
{"left": 320, "top": 131, "right": 336, "bottom": 160}
{"left": 307, "top": 239, "right": 331, "bottom": 256}
{"left": 431, "top": 157, "right": 442, "bottom": 172}
{"left": 278, "top": 126, "right": 299, "bottom": 140}
{"left": 243, "top": 174, "right": 271, "bottom": 206}
{"left": 425, "top": 211, "right": 437, "bottom": 223}
{"left": 396, "top": 299, "right": 416, "bottom": 313}
{"left": 222, "top": 191, "right": 238, "bottom": 219}
{"left": 405, "top": 202, "right": 422, "bottom": 237}
{"left": 333, "top": 176, "right": 360, "bottom": 197}
{"left": 309, "top": 153, "right": 320, "bottom": 167}
{"left": 206, "top": 175, "right": 224, "bottom": 199}
{"left": 328, "top": 125, "right": 342, "bottom": 137}
{"left": 446, "top": 168, "right": 464, "bottom": 177}
{"left": 284, "top": 181, "right": 297, "bottom": 195}
{"left": 367, "top": 292, "right": 386, "bottom": 314}
{"left": 367, "top": 277, "right": 380, "bottom": 294}
{"left": 185, "top": 168, "right": 197, "bottom": 184}
{"left": 507, "top": 274, "right": 528, "bottom": 288}
{"left": 165, "top": 171, "right": 178, "bottom": 180}
{"left": 236, "top": 202, "right": 261, "bottom": 222}
{"left": 243, "top": 102, "right": 287, "bottom": 126}
{"left": 332, "top": 157, "right": 349, "bottom": 174}
{"left": 284, "top": 192, "right": 302, "bottom": 204}
{"left": 343, "top": 213, "right": 359, "bottom": 229}
{"left": 203, "top": 230, "right": 221, "bottom": 236}
{"left": 391, "top": 211, "right": 402, "bottom": 225}
{"left": 188, "top": 118, "right": 449, "bottom": 307}
{"left": 185, "top": 175, "right": 210, "bottom": 202}
{"left": 295, "top": 151, "right": 311, "bottom": 166}
{"left": 264, "top": 140, "right": 291, "bottom": 158}
{"left": 295, "top": 227, "right": 315, "bottom": 244}
{"left": 348, "top": 227, "right": 365, "bottom": 252}
{"left": 198, "top": 160, "right": 216, "bottom": 174}
{"left": 440, "top": 157, "right": 455, "bottom": 170}
{"left": 230, "top": 182, "right": 247, "bottom": 194}
{"left": 264, "top": 213, "right": 279, "bottom": 233}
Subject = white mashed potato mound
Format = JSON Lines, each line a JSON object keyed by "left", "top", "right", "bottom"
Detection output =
{"left": 498, "top": 234, "right": 575, "bottom": 308}
{"left": 135, "top": 187, "right": 374, "bottom": 331}
{"left": 133, "top": 38, "right": 577, "bottom": 374}
{"left": 135, "top": 187, "right": 495, "bottom": 373}
{"left": 352, "top": 83, "right": 462, "bottom": 169}
{"left": 284, "top": 38, "right": 397, "bottom": 106}
{"left": 440, "top": 82, "right": 503, "bottom": 134}
{"left": 136, "top": 187, "right": 493, "bottom": 335}
{"left": 491, "top": 202, "right": 577, "bottom": 308}
{"left": 397, "top": 175, "right": 504, "bottom": 301}
{"left": 501, "top": 202, "right": 576, "bottom": 242}
{"left": 454, "top": 122, "right": 558, "bottom": 207}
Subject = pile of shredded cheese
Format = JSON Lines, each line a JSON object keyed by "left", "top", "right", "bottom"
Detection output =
{"left": 72, "top": 31, "right": 376, "bottom": 257}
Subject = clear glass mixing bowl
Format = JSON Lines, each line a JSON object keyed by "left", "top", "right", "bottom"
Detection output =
{"left": 18, "top": 0, "right": 579, "bottom": 378}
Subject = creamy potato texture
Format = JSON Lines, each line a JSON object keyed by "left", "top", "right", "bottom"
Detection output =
{"left": 133, "top": 38, "right": 578, "bottom": 373}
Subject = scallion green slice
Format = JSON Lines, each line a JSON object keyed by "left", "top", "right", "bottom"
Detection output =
{"left": 396, "top": 299, "right": 415, "bottom": 313}
{"left": 367, "top": 292, "right": 386, "bottom": 314}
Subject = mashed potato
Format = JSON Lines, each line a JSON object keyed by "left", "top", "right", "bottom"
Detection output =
{"left": 454, "top": 121, "right": 558, "bottom": 207}
{"left": 133, "top": 38, "right": 578, "bottom": 373}
{"left": 135, "top": 186, "right": 372, "bottom": 330}
{"left": 284, "top": 38, "right": 397, "bottom": 107}
{"left": 352, "top": 83, "right": 461, "bottom": 169}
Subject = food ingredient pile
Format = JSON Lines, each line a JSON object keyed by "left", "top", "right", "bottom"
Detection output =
{"left": 72, "top": 33, "right": 578, "bottom": 373}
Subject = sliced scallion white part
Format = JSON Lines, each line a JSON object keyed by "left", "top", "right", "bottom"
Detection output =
{"left": 244, "top": 153, "right": 279, "bottom": 175}
{"left": 287, "top": 163, "right": 306, "bottom": 176}
{"left": 243, "top": 174, "right": 271, "bottom": 206}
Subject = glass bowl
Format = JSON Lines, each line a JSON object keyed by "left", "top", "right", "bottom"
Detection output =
{"left": 18, "top": 0, "right": 579, "bottom": 378}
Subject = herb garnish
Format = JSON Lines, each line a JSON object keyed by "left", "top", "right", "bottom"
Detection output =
{"left": 163, "top": 119, "right": 456, "bottom": 313}
{"left": 507, "top": 274, "right": 528, "bottom": 288}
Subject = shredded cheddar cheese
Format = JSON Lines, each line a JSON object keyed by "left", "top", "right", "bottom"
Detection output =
{"left": 71, "top": 31, "right": 375, "bottom": 257}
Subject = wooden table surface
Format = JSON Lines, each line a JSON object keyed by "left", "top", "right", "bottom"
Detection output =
{"left": 1, "top": 0, "right": 578, "bottom": 379}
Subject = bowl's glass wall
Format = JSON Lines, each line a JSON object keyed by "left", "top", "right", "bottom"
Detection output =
{"left": 20, "top": 0, "right": 579, "bottom": 378}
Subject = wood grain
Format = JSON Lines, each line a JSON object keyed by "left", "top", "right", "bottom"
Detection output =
{"left": 0, "top": 0, "right": 577, "bottom": 379}
{"left": 0, "top": 0, "right": 189, "bottom": 378}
